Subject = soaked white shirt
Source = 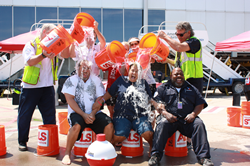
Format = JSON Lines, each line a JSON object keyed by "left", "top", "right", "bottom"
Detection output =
{"left": 61, "top": 74, "right": 105, "bottom": 115}
{"left": 22, "top": 42, "right": 53, "bottom": 88}
{"left": 73, "top": 43, "right": 101, "bottom": 76}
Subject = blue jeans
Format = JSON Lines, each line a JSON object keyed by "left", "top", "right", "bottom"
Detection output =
{"left": 113, "top": 116, "right": 153, "bottom": 138}
{"left": 18, "top": 86, "right": 56, "bottom": 144}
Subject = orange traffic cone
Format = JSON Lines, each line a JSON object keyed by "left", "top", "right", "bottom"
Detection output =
{"left": 121, "top": 130, "right": 144, "bottom": 157}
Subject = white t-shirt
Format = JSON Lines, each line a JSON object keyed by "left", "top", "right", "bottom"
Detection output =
{"left": 73, "top": 43, "right": 101, "bottom": 76}
{"left": 61, "top": 74, "right": 105, "bottom": 115}
{"left": 22, "top": 42, "right": 53, "bottom": 88}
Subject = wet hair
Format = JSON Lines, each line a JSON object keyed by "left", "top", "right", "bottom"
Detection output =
{"left": 40, "top": 24, "right": 56, "bottom": 38}
{"left": 122, "top": 41, "right": 130, "bottom": 49}
{"left": 75, "top": 59, "right": 93, "bottom": 76}
{"left": 176, "top": 21, "right": 194, "bottom": 37}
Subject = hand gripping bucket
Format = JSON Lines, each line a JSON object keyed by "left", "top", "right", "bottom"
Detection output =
{"left": 40, "top": 24, "right": 74, "bottom": 55}
{"left": 37, "top": 124, "right": 59, "bottom": 156}
{"left": 74, "top": 128, "right": 96, "bottom": 157}
{"left": 139, "top": 33, "right": 169, "bottom": 61}
{"left": 86, "top": 134, "right": 117, "bottom": 166}
{"left": 0, "top": 125, "right": 6, "bottom": 156}
{"left": 241, "top": 101, "right": 250, "bottom": 129}
{"left": 58, "top": 112, "right": 70, "bottom": 135}
{"left": 165, "top": 131, "right": 187, "bottom": 157}
{"left": 227, "top": 107, "right": 242, "bottom": 127}
{"left": 121, "top": 130, "right": 144, "bottom": 157}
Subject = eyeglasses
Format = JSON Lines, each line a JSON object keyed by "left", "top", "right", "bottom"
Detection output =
{"left": 130, "top": 42, "right": 139, "bottom": 47}
{"left": 175, "top": 30, "right": 188, "bottom": 37}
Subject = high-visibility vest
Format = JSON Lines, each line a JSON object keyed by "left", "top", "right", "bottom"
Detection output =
{"left": 22, "top": 37, "right": 58, "bottom": 85}
{"left": 175, "top": 36, "right": 203, "bottom": 80}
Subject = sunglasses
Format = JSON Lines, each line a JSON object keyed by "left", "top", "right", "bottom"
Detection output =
{"left": 175, "top": 30, "right": 188, "bottom": 37}
{"left": 130, "top": 42, "right": 139, "bottom": 47}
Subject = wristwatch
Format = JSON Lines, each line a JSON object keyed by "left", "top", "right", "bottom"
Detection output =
{"left": 41, "top": 53, "right": 46, "bottom": 58}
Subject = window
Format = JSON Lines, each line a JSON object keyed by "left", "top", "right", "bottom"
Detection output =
{"left": 59, "top": 8, "right": 80, "bottom": 28}
{"left": 148, "top": 10, "right": 165, "bottom": 33}
{"left": 14, "top": 7, "right": 35, "bottom": 36}
{"left": 0, "top": 6, "right": 12, "bottom": 40}
{"left": 103, "top": 9, "right": 123, "bottom": 42}
{"left": 124, "top": 9, "right": 143, "bottom": 41}
{"left": 36, "top": 7, "right": 57, "bottom": 30}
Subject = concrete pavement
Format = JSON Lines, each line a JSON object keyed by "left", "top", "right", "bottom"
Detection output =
{"left": 0, "top": 90, "right": 250, "bottom": 166}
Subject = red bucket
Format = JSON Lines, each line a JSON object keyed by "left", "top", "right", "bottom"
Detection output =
{"left": 37, "top": 124, "right": 59, "bottom": 156}
{"left": 40, "top": 24, "right": 74, "bottom": 55}
{"left": 74, "top": 128, "right": 96, "bottom": 157}
{"left": 58, "top": 112, "right": 70, "bottom": 135}
{"left": 227, "top": 107, "right": 241, "bottom": 127}
{"left": 139, "top": 33, "right": 169, "bottom": 61}
{"left": 75, "top": 12, "right": 95, "bottom": 27}
{"left": 165, "top": 131, "right": 187, "bottom": 157}
{"left": 95, "top": 48, "right": 115, "bottom": 70}
{"left": 0, "top": 125, "right": 6, "bottom": 156}
{"left": 69, "top": 20, "right": 85, "bottom": 44}
{"left": 121, "top": 130, "right": 144, "bottom": 157}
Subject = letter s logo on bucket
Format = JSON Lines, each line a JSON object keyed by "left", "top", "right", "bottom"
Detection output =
{"left": 38, "top": 129, "right": 49, "bottom": 147}
{"left": 74, "top": 130, "right": 93, "bottom": 148}
{"left": 243, "top": 115, "right": 250, "bottom": 127}
{"left": 122, "top": 130, "right": 140, "bottom": 147}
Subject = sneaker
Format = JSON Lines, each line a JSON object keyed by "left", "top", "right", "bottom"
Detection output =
{"left": 198, "top": 158, "right": 214, "bottom": 166}
{"left": 19, "top": 142, "right": 27, "bottom": 151}
{"left": 148, "top": 153, "right": 161, "bottom": 166}
{"left": 187, "top": 141, "right": 192, "bottom": 150}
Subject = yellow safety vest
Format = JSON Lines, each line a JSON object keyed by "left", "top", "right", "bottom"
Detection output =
{"left": 22, "top": 37, "right": 58, "bottom": 85}
{"left": 175, "top": 36, "right": 203, "bottom": 80}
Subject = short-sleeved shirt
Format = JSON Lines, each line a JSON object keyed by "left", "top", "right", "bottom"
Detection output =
{"left": 185, "top": 37, "right": 201, "bottom": 54}
{"left": 154, "top": 80, "right": 207, "bottom": 119}
{"left": 103, "top": 66, "right": 122, "bottom": 91}
{"left": 22, "top": 41, "right": 53, "bottom": 88}
{"left": 108, "top": 76, "right": 152, "bottom": 121}
{"left": 73, "top": 43, "right": 101, "bottom": 76}
{"left": 62, "top": 74, "right": 105, "bottom": 115}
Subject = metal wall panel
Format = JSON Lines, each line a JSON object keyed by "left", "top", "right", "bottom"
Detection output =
{"left": 0, "top": 0, "right": 12, "bottom": 5}
{"left": 148, "top": 0, "right": 166, "bottom": 10}
{"left": 206, "top": 0, "right": 225, "bottom": 11}
{"left": 165, "top": 0, "right": 186, "bottom": 10}
{"left": 226, "top": 0, "right": 245, "bottom": 12}
{"left": 186, "top": 0, "right": 206, "bottom": 11}
{"left": 13, "top": 0, "right": 35, "bottom": 6}
{"left": 225, "top": 12, "right": 244, "bottom": 39}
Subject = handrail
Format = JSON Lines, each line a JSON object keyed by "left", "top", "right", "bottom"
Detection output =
{"left": 30, "top": 19, "right": 74, "bottom": 31}
{"left": 138, "top": 25, "right": 160, "bottom": 38}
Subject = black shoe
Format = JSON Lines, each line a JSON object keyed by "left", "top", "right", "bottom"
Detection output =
{"left": 187, "top": 141, "right": 192, "bottom": 150}
{"left": 148, "top": 153, "right": 161, "bottom": 166}
{"left": 19, "top": 142, "right": 27, "bottom": 151}
{"left": 198, "top": 158, "right": 214, "bottom": 166}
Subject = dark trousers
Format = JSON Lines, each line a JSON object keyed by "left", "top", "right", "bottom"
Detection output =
{"left": 18, "top": 86, "right": 56, "bottom": 144}
{"left": 187, "top": 78, "right": 203, "bottom": 95}
{"left": 151, "top": 116, "right": 211, "bottom": 160}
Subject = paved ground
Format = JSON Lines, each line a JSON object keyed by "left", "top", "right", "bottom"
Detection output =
{"left": 0, "top": 90, "right": 250, "bottom": 166}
